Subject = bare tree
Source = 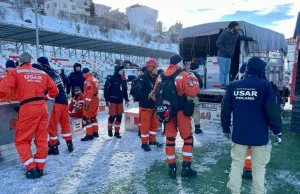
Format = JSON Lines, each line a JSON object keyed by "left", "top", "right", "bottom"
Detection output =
{"left": 39, "top": 14, "right": 44, "bottom": 25}
{"left": 83, "top": 27, "right": 89, "bottom": 37}
{"left": 0, "top": 7, "right": 7, "bottom": 21}
{"left": 58, "top": 11, "right": 66, "bottom": 21}
{"left": 14, "top": 0, "right": 26, "bottom": 20}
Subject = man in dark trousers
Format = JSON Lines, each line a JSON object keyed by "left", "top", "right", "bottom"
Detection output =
{"left": 221, "top": 57, "right": 282, "bottom": 194}
{"left": 134, "top": 59, "right": 162, "bottom": 151}
{"left": 67, "top": 63, "right": 85, "bottom": 97}
{"left": 104, "top": 65, "right": 129, "bottom": 138}
{"left": 216, "top": 21, "right": 257, "bottom": 89}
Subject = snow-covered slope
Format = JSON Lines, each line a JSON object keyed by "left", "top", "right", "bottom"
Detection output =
{"left": 0, "top": 2, "right": 177, "bottom": 53}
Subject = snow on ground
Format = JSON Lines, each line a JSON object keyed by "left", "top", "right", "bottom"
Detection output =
{"left": 0, "top": 103, "right": 228, "bottom": 194}
{"left": 0, "top": 2, "right": 177, "bottom": 53}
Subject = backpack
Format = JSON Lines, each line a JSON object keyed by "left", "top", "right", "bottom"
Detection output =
{"left": 154, "top": 69, "right": 183, "bottom": 123}
{"left": 130, "top": 78, "right": 139, "bottom": 102}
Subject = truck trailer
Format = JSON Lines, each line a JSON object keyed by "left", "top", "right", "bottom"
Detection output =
{"left": 179, "top": 21, "right": 290, "bottom": 123}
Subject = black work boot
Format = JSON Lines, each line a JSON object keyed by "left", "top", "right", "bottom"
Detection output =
{"left": 37, "top": 169, "right": 44, "bottom": 177}
{"left": 81, "top": 135, "right": 94, "bottom": 141}
{"left": 169, "top": 163, "right": 177, "bottom": 179}
{"left": 141, "top": 144, "right": 151, "bottom": 152}
{"left": 149, "top": 141, "right": 163, "bottom": 148}
{"left": 242, "top": 169, "right": 252, "bottom": 179}
{"left": 25, "top": 169, "right": 39, "bottom": 179}
{"left": 66, "top": 140, "right": 74, "bottom": 152}
{"left": 114, "top": 132, "right": 122, "bottom": 139}
{"left": 93, "top": 132, "right": 99, "bottom": 138}
{"left": 181, "top": 161, "right": 197, "bottom": 178}
{"left": 195, "top": 125, "right": 203, "bottom": 134}
{"left": 108, "top": 130, "right": 113, "bottom": 137}
{"left": 48, "top": 143, "right": 59, "bottom": 155}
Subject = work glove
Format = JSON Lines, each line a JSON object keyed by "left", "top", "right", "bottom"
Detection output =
{"left": 106, "top": 101, "right": 110, "bottom": 107}
{"left": 125, "top": 100, "right": 129, "bottom": 107}
{"left": 84, "top": 104, "right": 89, "bottom": 111}
{"left": 148, "top": 91, "right": 153, "bottom": 99}
{"left": 45, "top": 94, "right": 55, "bottom": 102}
{"left": 224, "top": 132, "right": 231, "bottom": 140}
{"left": 274, "top": 133, "right": 282, "bottom": 145}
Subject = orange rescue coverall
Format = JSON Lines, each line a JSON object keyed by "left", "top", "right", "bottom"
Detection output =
{"left": 83, "top": 74, "right": 99, "bottom": 136}
{"left": 153, "top": 65, "right": 200, "bottom": 164}
{"left": 0, "top": 63, "right": 59, "bottom": 170}
{"left": 69, "top": 93, "right": 85, "bottom": 118}
{"left": 0, "top": 72, "right": 18, "bottom": 102}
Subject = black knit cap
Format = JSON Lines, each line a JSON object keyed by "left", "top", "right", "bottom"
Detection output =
{"left": 5, "top": 60, "right": 16, "bottom": 68}
{"left": 82, "top": 67, "right": 90, "bottom": 74}
{"left": 170, "top": 54, "right": 183, "bottom": 65}
{"left": 190, "top": 62, "right": 199, "bottom": 70}
{"left": 37, "top": 57, "right": 49, "bottom": 65}
{"left": 228, "top": 21, "right": 239, "bottom": 29}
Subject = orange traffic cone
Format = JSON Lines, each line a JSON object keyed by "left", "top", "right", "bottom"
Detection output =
{"left": 242, "top": 148, "right": 252, "bottom": 179}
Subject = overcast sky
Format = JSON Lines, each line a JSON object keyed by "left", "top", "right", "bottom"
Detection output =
{"left": 94, "top": 0, "right": 300, "bottom": 38}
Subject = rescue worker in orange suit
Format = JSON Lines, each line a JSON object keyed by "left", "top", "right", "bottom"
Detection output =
{"left": 0, "top": 60, "right": 18, "bottom": 102}
{"left": 69, "top": 86, "right": 85, "bottom": 119}
{"left": 37, "top": 57, "right": 74, "bottom": 154}
{"left": 81, "top": 68, "right": 100, "bottom": 141}
{"left": 0, "top": 52, "right": 59, "bottom": 179}
{"left": 134, "top": 59, "right": 163, "bottom": 151}
{"left": 104, "top": 65, "right": 129, "bottom": 138}
{"left": 153, "top": 54, "right": 200, "bottom": 179}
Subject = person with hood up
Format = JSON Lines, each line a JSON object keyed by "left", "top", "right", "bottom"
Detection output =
{"left": 37, "top": 57, "right": 74, "bottom": 155}
{"left": 152, "top": 54, "right": 200, "bottom": 179}
{"left": 0, "top": 60, "right": 18, "bottom": 102}
{"left": 0, "top": 52, "right": 59, "bottom": 179}
{"left": 134, "top": 59, "right": 163, "bottom": 152}
{"left": 67, "top": 63, "right": 85, "bottom": 97}
{"left": 216, "top": 21, "right": 257, "bottom": 89}
{"left": 221, "top": 56, "right": 282, "bottom": 194}
{"left": 104, "top": 65, "right": 129, "bottom": 139}
{"left": 80, "top": 68, "right": 100, "bottom": 141}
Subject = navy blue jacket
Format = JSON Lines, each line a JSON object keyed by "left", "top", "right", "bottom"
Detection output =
{"left": 135, "top": 71, "right": 156, "bottom": 109}
{"left": 43, "top": 66, "right": 68, "bottom": 105}
{"left": 104, "top": 73, "right": 129, "bottom": 104}
{"left": 221, "top": 57, "right": 282, "bottom": 146}
{"left": 67, "top": 63, "right": 85, "bottom": 96}
{"left": 216, "top": 29, "right": 253, "bottom": 58}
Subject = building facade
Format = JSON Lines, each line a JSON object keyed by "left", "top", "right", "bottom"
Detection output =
{"left": 126, "top": 4, "right": 158, "bottom": 33}
{"left": 95, "top": 4, "right": 111, "bottom": 17}
{"left": 44, "top": 0, "right": 91, "bottom": 19}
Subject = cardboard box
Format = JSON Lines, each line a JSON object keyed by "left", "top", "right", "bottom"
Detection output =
{"left": 124, "top": 108, "right": 139, "bottom": 131}
{"left": 99, "top": 100, "right": 106, "bottom": 112}
{"left": 70, "top": 118, "right": 83, "bottom": 134}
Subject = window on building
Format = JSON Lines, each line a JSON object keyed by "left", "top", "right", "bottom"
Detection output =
{"left": 47, "top": 4, "right": 50, "bottom": 9}
{"left": 72, "top": 5, "right": 76, "bottom": 10}
{"left": 54, "top": 2, "right": 57, "bottom": 7}
{"left": 63, "top": 3, "right": 67, "bottom": 8}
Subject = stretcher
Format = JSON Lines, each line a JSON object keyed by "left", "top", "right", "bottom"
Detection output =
{"left": 0, "top": 101, "right": 54, "bottom": 170}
